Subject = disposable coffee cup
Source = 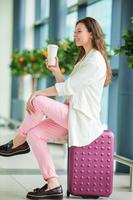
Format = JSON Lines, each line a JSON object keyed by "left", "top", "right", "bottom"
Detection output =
{"left": 47, "top": 44, "right": 58, "bottom": 68}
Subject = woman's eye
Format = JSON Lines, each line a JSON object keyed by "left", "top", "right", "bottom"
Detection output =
{"left": 74, "top": 31, "right": 81, "bottom": 34}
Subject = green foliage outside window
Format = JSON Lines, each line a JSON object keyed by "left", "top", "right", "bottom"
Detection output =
{"left": 114, "top": 17, "right": 133, "bottom": 68}
{"left": 10, "top": 39, "right": 79, "bottom": 77}
{"left": 10, "top": 38, "right": 112, "bottom": 77}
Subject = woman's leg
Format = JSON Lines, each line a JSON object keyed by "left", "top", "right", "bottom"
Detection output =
{"left": 13, "top": 96, "right": 68, "bottom": 148}
{"left": 27, "top": 118, "right": 68, "bottom": 190}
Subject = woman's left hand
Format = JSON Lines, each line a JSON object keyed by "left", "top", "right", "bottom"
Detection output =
{"left": 26, "top": 90, "right": 44, "bottom": 114}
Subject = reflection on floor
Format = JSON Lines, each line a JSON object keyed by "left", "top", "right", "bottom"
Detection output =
{"left": 0, "top": 127, "right": 133, "bottom": 200}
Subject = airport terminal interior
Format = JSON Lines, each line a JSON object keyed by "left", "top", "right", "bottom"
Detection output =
{"left": 0, "top": 0, "right": 133, "bottom": 199}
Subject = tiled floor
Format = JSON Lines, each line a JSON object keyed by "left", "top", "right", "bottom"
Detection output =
{"left": 0, "top": 127, "right": 133, "bottom": 200}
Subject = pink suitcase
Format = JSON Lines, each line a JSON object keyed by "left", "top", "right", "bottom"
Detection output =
{"left": 67, "top": 130, "right": 114, "bottom": 198}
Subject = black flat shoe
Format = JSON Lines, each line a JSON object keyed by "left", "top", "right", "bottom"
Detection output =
{"left": 0, "top": 140, "right": 30, "bottom": 157}
{"left": 27, "top": 184, "right": 63, "bottom": 199}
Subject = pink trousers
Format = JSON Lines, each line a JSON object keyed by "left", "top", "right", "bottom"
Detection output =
{"left": 17, "top": 96, "right": 69, "bottom": 180}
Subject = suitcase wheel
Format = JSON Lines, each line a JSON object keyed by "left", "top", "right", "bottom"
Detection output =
{"left": 82, "top": 196, "right": 99, "bottom": 199}
{"left": 67, "top": 190, "right": 70, "bottom": 197}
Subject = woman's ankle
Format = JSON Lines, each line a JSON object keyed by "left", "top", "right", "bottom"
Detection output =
{"left": 12, "top": 135, "right": 26, "bottom": 148}
{"left": 46, "top": 177, "right": 60, "bottom": 190}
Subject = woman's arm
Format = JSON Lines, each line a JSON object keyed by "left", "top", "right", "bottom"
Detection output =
{"left": 42, "top": 86, "right": 58, "bottom": 96}
{"left": 55, "top": 60, "right": 105, "bottom": 96}
{"left": 52, "top": 71, "right": 65, "bottom": 83}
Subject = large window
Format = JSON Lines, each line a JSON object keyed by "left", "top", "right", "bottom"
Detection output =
{"left": 87, "top": 0, "right": 112, "bottom": 44}
{"left": 34, "top": 0, "right": 49, "bottom": 48}
{"left": 87, "top": 0, "right": 112, "bottom": 127}
{"left": 66, "top": 11, "right": 78, "bottom": 39}
{"left": 66, "top": 0, "right": 78, "bottom": 39}
{"left": 67, "top": 0, "right": 78, "bottom": 7}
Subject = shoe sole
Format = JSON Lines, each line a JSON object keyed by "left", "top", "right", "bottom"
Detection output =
{"left": 26, "top": 193, "right": 63, "bottom": 199}
{"left": 0, "top": 148, "right": 30, "bottom": 157}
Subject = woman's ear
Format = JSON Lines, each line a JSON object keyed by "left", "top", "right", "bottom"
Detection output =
{"left": 89, "top": 32, "right": 93, "bottom": 39}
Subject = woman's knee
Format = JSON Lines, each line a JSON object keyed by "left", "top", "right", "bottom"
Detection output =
{"left": 33, "top": 95, "right": 48, "bottom": 105}
{"left": 32, "top": 96, "right": 49, "bottom": 111}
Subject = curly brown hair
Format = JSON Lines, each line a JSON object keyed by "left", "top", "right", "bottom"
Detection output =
{"left": 76, "top": 17, "right": 112, "bottom": 87}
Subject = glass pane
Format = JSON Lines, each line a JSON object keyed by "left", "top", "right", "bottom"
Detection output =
{"left": 40, "top": 24, "right": 49, "bottom": 48}
{"left": 66, "top": 12, "right": 78, "bottom": 39}
{"left": 41, "top": 0, "right": 50, "bottom": 18}
{"left": 35, "top": 0, "right": 41, "bottom": 20}
{"left": 87, "top": 0, "right": 112, "bottom": 45}
{"left": 67, "top": 0, "right": 78, "bottom": 7}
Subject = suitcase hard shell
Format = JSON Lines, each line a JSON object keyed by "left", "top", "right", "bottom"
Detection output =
{"left": 67, "top": 130, "right": 114, "bottom": 198}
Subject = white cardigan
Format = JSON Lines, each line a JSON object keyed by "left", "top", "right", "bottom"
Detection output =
{"left": 55, "top": 48, "right": 106, "bottom": 147}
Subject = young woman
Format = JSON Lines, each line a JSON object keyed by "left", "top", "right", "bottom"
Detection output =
{"left": 0, "top": 17, "right": 112, "bottom": 199}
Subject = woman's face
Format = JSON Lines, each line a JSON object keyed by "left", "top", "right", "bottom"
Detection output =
{"left": 74, "top": 22, "right": 92, "bottom": 47}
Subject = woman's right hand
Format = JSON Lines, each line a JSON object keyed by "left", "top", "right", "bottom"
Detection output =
{"left": 45, "top": 57, "right": 61, "bottom": 75}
